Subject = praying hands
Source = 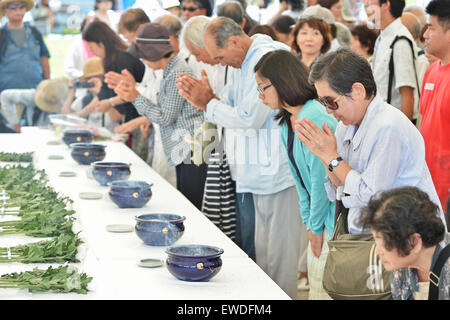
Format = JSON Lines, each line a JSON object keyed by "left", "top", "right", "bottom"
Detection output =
{"left": 294, "top": 118, "right": 339, "bottom": 164}
{"left": 114, "top": 69, "right": 140, "bottom": 103}
{"left": 176, "top": 70, "right": 218, "bottom": 111}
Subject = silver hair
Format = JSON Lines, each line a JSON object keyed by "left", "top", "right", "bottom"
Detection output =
{"left": 155, "top": 14, "right": 184, "bottom": 37}
{"left": 217, "top": 1, "right": 244, "bottom": 25}
{"left": 205, "top": 17, "right": 245, "bottom": 48}
{"left": 181, "top": 15, "right": 211, "bottom": 48}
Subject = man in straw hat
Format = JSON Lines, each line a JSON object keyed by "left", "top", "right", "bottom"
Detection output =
{"left": 0, "top": 0, "right": 50, "bottom": 129}
{"left": 34, "top": 77, "right": 70, "bottom": 113}
{"left": 0, "top": 76, "right": 69, "bottom": 133}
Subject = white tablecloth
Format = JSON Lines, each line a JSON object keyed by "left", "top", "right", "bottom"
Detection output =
{"left": 0, "top": 127, "right": 290, "bottom": 300}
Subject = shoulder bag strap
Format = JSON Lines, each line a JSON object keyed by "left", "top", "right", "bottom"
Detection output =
{"left": 0, "top": 26, "right": 7, "bottom": 61}
{"left": 287, "top": 123, "right": 310, "bottom": 198}
{"left": 387, "top": 36, "right": 421, "bottom": 104}
{"left": 428, "top": 243, "right": 450, "bottom": 300}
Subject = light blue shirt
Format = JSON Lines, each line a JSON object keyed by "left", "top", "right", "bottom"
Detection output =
{"left": 205, "top": 34, "right": 295, "bottom": 195}
{"left": 281, "top": 100, "right": 337, "bottom": 235}
{"left": 325, "top": 95, "right": 447, "bottom": 233}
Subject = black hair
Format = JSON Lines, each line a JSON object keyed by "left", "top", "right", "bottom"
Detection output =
{"left": 82, "top": 20, "right": 127, "bottom": 71}
{"left": 426, "top": 0, "right": 450, "bottom": 31}
{"left": 359, "top": 186, "right": 446, "bottom": 256}
{"left": 185, "top": 0, "right": 213, "bottom": 17}
{"left": 271, "top": 15, "right": 296, "bottom": 34}
{"left": 254, "top": 50, "right": 317, "bottom": 125}
{"left": 309, "top": 48, "right": 377, "bottom": 99}
{"left": 378, "top": 0, "right": 405, "bottom": 19}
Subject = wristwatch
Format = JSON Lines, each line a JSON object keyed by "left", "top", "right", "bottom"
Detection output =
{"left": 328, "top": 156, "right": 343, "bottom": 172}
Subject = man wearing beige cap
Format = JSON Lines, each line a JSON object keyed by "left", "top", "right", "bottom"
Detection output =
{"left": 0, "top": 0, "right": 50, "bottom": 129}
{"left": 114, "top": 22, "right": 206, "bottom": 211}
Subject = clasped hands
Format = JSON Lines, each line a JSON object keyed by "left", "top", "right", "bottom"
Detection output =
{"left": 294, "top": 118, "right": 339, "bottom": 164}
{"left": 176, "top": 70, "right": 217, "bottom": 111}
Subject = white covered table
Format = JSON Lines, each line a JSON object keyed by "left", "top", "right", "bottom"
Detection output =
{"left": 0, "top": 127, "right": 290, "bottom": 300}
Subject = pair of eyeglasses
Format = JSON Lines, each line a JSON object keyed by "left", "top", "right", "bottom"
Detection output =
{"left": 318, "top": 95, "right": 344, "bottom": 110}
{"left": 6, "top": 3, "right": 27, "bottom": 10}
{"left": 182, "top": 6, "right": 200, "bottom": 12}
{"left": 257, "top": 83, "right": 273, "bottom": 95}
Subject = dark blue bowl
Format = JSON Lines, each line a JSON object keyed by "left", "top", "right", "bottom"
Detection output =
{"left": 70, "top": 143, "right": 106, "bottom": 165}
{"left": 91, "top": 161, "right": 131, "bottom": 186}
{"left": 109, "top": 180, "right": 153, "bottom": 208}
{"left": 165, "top": 245, "right": 224, "bottom": 282}
{"left": 135, "top": 214, "right": 185, "bottom": 246}
{"left": 62, "top": 129, "right": 93, "bottom": 146}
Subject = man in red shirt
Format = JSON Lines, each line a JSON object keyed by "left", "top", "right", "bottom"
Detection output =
{"left": 419, "top": 0, "right": 450, "bottom": 216}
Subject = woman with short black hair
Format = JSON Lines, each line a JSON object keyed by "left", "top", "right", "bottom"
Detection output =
{"left": 360, "top": 186, "right": 449, "bottom": 300}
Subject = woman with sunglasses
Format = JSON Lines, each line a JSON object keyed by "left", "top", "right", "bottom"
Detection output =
{"left": 254, "top": 49, "right": 337, "bottom": 300}
{"left": 181, "top": 0, "right": 212, "bottom": 22}
{"left": 295, "top": 49, "right": 447, "bottom": 235}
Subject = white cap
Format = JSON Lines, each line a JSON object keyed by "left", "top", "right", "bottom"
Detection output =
{"left": 302, "top": 4, "right": 335, "bottom": 25}
{"left": 161, "top": 0, "right": 180, "bottom": 9}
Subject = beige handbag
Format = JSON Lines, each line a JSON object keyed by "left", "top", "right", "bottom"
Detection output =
{"left": 322, "top": 204, "right": 392, "bottom": 300}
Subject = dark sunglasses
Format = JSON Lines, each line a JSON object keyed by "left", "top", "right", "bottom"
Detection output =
{"left": 6, "top": 3, "right": 27, "bottom": 10}
{"left": 182, "top": 6, "right": 200, "bottom": 12}
{"left": 318, "top": 95, "right": 344, "bottom": 110}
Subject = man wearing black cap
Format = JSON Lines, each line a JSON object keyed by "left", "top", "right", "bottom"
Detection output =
{"left": 114, "top": 22, "right": 206, "bottom": 211}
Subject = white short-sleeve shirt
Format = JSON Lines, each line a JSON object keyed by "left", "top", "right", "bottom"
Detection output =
{"left": 372, "top": 19, "right": 420, "bottom": 118}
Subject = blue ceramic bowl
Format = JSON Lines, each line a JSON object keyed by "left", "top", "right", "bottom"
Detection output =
{"left": 69, "top": 143, "right": 106, "bottom": 165}
{"left": 165, "top": 245, "right": 224, "bottom": 282}
{"left": 135, "top": 214, "right": 185, "bottom": 246}
{"left": 109, "top": 180, "right": 153, "bottom": 208}
{"left": 91, "top": 161, "right": 131, "bottom": 186}
{"left": 62, "top": 129, "right": 93, "bottom": 146}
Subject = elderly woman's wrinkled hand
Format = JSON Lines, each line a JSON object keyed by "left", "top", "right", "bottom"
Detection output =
{"left": 294, "top": 118, "right": 338, "bottom": 161}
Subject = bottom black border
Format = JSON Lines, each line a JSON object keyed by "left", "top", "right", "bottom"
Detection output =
{"left": 0, "top": 299, "right": 447, "bottom": 318}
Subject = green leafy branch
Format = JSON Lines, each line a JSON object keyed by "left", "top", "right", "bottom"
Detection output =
{"left": 0, "top": 265, "right": 92, "bottom": 294}
{"left": 0, "top": 152, "right": 33, "bottom": 162}
{"left": 0, "top": 234, "right": 82, "bottom": 263}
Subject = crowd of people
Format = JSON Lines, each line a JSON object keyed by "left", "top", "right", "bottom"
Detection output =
{"left": 0, "top": 0, "right": 448, "bottom": 300}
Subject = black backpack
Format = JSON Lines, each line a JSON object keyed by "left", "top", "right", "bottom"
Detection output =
{"left": 387, "top": 35, "right": 421, "bottom": 104}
